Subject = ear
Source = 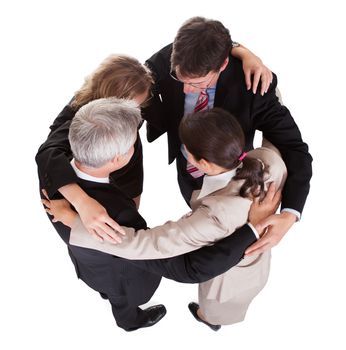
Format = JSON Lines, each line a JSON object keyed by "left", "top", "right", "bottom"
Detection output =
{"left": 198, "top": 158, "right": 211, "bottom": 172}
{"left": 110, "top": 155, "right": 121, "bottom": 167}
{"left": 219, "top": 57, "right": 229, "bottom": 73}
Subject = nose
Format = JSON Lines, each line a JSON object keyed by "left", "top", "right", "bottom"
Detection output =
{"left": 183, "top": 84, "right": 198, "bottom": 94}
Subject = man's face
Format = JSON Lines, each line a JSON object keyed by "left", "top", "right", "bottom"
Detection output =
{"left": 171, "top": 57, "right": 229, "bottom": 94}
{"left": 175, "top": 69, "right": 219, "bottom": 94}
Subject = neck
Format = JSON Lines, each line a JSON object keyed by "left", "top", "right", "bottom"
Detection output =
{"left": 75, "top": 160, "right": 110, "bottom": 178}
{"left": 206, "top": 166, "right": 233, "bottom": 176}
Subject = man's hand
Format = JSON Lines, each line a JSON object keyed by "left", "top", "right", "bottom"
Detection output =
{"left": 246, "top": 211, "right": 297, "bottom": 256}
{"left": 248, "top": 182, "right": 281, "bottom": 227}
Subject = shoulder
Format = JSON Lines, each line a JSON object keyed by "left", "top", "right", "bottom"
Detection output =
{"left": 145, "top": 43, "right": 172, "bottom": 81}
{"left": 199, "top": 194, "right": 251, "bottom": 231}
{"left": 248, "top": 145, "right": 287, "bottom": 189}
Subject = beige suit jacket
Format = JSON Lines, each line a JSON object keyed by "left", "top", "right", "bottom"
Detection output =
{"left": 70, "top": 146, "right": 287, "bottom": 306}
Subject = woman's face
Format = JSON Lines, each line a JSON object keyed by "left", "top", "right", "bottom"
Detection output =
{"left": 132, "top": 90, "right": 150, "bottom": 107}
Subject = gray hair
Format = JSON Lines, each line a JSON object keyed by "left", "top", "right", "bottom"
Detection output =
{"left": 69, "top": 97, "right": 142, "bottom": 168}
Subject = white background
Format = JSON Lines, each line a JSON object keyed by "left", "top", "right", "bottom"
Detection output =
{"left": 1, "top": 0, "right": 345, "bottom": 349}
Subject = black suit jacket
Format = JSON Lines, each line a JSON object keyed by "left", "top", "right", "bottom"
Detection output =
{"left": 143, "top": 44, "right": 313, "bottom": 213}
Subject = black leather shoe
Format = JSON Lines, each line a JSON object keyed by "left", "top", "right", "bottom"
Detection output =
{"left": 188, "top": 302, "right": 221, "bottom": 331}
{"left": 126, "top": 304, "right": 167, "bottom": 331}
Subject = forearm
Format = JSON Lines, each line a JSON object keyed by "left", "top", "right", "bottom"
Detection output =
{"left": 131, "top": 224, "right": 257, "bottom": 283}
{"left": 231, "top": 44, "right": 260, "bottom": 61}
{"left": 70, "top": 207, "right": 229, "bottom": 259}
{"left": 36, "top": 121, "right": 77, "bottom": 198}
{"left": 59, "top": 183, "right": 90, "bottom": 210}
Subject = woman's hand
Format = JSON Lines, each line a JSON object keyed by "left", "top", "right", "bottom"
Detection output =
{"left": 41, "top": 189, "right": 77, "bottom": 227}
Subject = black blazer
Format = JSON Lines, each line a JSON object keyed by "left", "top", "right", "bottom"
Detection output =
{"left": 142, "top": 44, "right": 313, "bottom": 213}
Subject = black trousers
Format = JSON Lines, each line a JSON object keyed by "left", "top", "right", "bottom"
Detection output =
{"left": 68, "top": 247, "right": 161, "bottom": 331}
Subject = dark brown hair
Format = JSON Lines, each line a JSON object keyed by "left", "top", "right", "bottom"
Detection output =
{"left": 71, "top": 54, "right": 153, "bottom": 109}
{"left": 179, "top": 108, "right": 268, "bottom": 199}
{"left": 171, "top": 17, "right": 232, "bottom": 78}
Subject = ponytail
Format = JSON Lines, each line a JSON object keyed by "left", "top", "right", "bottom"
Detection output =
{"left": 234, "top": 157, "right": 268, "bottom": 200}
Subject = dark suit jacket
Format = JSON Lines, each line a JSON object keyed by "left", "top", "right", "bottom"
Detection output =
{"left": 142, "top": 44, "right": 313, "bottom": 214}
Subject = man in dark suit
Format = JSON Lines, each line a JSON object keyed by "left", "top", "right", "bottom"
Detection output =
{"left": 41, "top": 97, "right": 274, "bottom": 331}
{"left": 142, "top": 16, "right": 313, "bottom": 256}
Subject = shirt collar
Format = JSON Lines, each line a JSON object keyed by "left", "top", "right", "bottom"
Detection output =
{"left": 197, "top": 166, "right": 239, "bottom": 199}
{"left": 71, "top": 159, "right": 109, "bottom": 184}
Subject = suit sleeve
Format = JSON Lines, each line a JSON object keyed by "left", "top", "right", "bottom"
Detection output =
{"left": 35, "top": 117, "right": 78, "bottom": 198}
{"left": 251, "top": 74, "right": 313, "bottom": 213}
{"left": 141, "top": 48, "right": 171, "bottom": 142}
{"left": 70, "top": 198, "right": 249, "bottom": 260}
{"left": 130, "top": 224, "right": 256, "bottom": 283}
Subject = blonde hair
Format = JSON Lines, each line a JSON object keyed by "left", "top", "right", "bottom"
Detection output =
{"left": 71, "top": 55, "right": 153, "bottom": 109}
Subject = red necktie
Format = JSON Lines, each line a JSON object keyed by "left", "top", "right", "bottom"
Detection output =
{"left": 186, "top": 91, "right": 209, "bottom": 178}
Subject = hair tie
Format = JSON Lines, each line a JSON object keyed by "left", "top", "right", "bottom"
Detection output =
{"left": 238, "top": 152, "right": 247, "bottom": 161}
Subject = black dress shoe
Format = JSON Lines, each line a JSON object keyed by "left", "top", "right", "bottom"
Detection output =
{"left": 188, "top": 302, "right": 221, "bottom": 331}
{"left": 126, "top": 304, "right": 167, "bottom": 331}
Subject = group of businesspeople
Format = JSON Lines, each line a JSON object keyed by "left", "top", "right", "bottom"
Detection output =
{"left": 36, "top": 17, "right": 312, "bottom": 332}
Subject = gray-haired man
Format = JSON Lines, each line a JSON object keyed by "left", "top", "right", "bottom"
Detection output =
{"left": 40, "top": 98, "right": 166, "bottom": 331}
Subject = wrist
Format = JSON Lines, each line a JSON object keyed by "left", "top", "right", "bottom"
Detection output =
{"left": 280, "top": 211, "right": 297, "bottom": 224}
{"left": 64, "top": 211, "right": 78, "bottom": 228}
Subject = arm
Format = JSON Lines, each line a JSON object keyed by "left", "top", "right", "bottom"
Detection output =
{"left": 42, "top": 195, "right": 257, "bottom": 283}
{"left": 70, "top": 203, "right": 239, "bottom": 259}
{"left": 112, "top": 185, "right": 280, "bottom": 283}
{"left": 251, "top": 75, "right": 312, "bottom": 213}
{"left": 231, "top": 43, "right": 273, "bottom": 95}
{"left": 247, "top": 87, "right": 313, "bottom": 254}
{"left": 43, "top": 184, "right": 281, "bottom": 284}
{"left": 43, "top": 190, "right": 250, "bottom": 259}
{"left": 132, "top": 225, "right": 257, "bottom": 283}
